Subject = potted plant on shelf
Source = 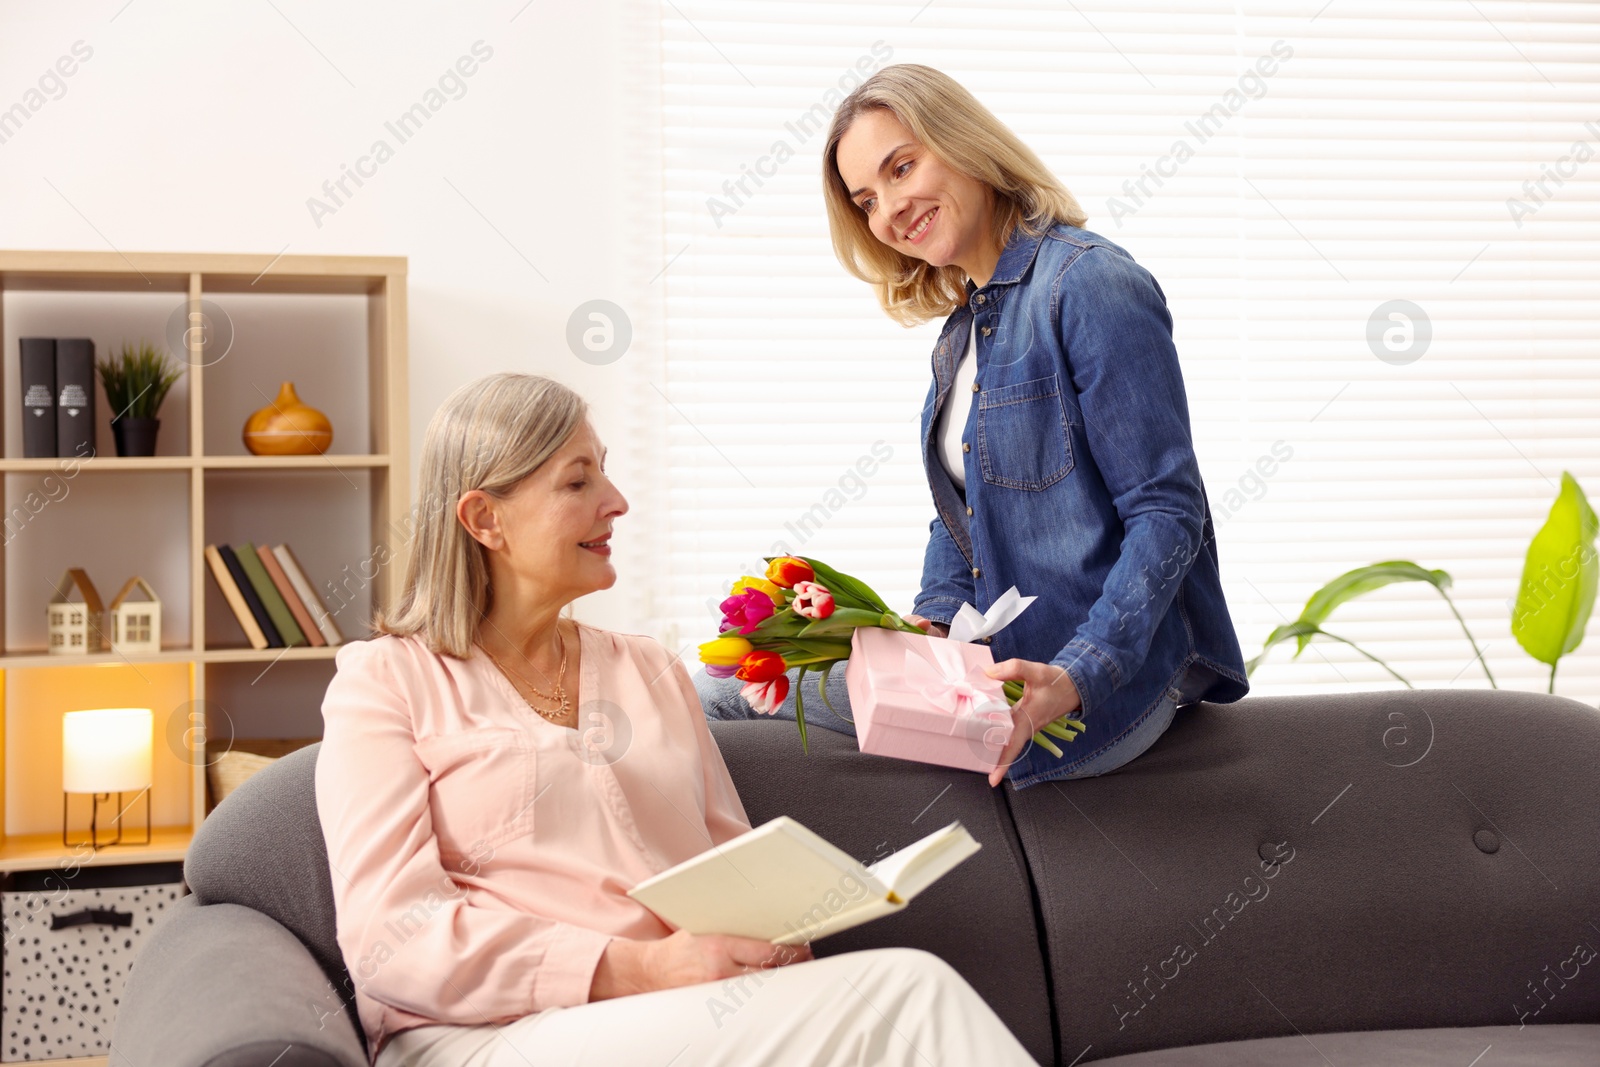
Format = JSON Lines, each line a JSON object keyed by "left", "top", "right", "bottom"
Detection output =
{"left": 96, "top": 340, "right": 183, "bottom": 457}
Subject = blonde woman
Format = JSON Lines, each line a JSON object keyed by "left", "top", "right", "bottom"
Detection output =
{"left": 315, "top": 373, "right": 1041, "bottom": 1066}
{"left": 699, "top": 64, "right": 1250, "bottom": 789}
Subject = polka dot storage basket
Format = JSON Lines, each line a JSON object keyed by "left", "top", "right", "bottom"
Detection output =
{"left": 1, "top": 860, "right": 184, "bottom": 1061}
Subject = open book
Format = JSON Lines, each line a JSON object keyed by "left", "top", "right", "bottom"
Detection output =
{"left": 626, "top": 817, "right": 981, "bottom": 946}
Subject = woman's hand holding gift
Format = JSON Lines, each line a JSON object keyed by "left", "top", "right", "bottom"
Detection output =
{"left": 981, "top": 658, "right": 1085, "bottom": 788}
{"left": 903, "top": 613, "right": 950, "bottom": 638}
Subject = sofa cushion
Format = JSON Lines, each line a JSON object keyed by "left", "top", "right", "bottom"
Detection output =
{"left": 185, "top": 744, "right": 350, "bottom": 1011}
{"left": 1093, "top": 1023, "right": 1600, "bottom": 1065}
{"left": 709, "top": 719, "right": 1055, "bottom": 1067}
{"left": 1006, "top": 688, "right": 1600, "bottom": 1064}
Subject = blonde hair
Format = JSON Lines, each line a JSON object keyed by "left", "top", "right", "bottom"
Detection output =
{"left": 823, "top": 64, "right": 1088, "bottom": 327}
{"left": 374, "top": 372, "right": 587, "bottom": 658}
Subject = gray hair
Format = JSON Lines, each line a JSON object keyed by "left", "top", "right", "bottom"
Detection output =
{"left": 374, "top": 372, "right": 587, "bottom": 657}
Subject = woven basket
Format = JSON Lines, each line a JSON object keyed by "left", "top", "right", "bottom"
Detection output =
{"left": 206, "top": 750, "right": 279, "bottom": 805}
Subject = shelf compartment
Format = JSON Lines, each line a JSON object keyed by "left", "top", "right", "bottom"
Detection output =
{"left": 2, "top": 289, "right": 195, "bottom": 461}
{"left": 4, "top": 469, "right": 191, "bottom": 655}
{"left": 198, "top": 291, "right": 371, "bottom": 458}
{"left": 4, "top": 660, "right": 195, "bottom": 838}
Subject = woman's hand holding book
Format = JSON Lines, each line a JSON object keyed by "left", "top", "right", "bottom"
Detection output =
{"left": 589, "top": 930, "right": 813, "bottom": 1001}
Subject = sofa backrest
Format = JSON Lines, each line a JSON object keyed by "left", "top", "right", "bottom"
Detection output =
{"left": 1006, "top": 687, "right": 1600, "bottom": 1064}
{"left": 185, "top": 744, "right": 353, "bottom": 1015}
{"left": 186, "top": 724, "right": 1057, "bottom": 1066}
{"left": 709, "top": 720, "right": 1057, "bottom": 1067}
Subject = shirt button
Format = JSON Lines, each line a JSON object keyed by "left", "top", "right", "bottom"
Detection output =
{"left": 971, "top": 382, "right": 980, "bottom": 393}
{"left": 966, "top": 506, "right": 974, "bottom": 516}
{"left": 981, "top": 636, "right": 992, "bottom": 644}
{"left": 976, "top": 294, "right": 986, "bottom": 304}
{"left": 962, "top": 441, "right": 971, "bottom": 453}
{"left": 981, "top": 326, "right": 992, "bottom": 336}
{"left": 972, "top": 567, "right": 982, "bottom": 578}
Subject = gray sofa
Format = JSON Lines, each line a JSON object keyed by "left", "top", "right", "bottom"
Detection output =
{"left": 114, "top": 687, "right": 1600, "bottom": 1065}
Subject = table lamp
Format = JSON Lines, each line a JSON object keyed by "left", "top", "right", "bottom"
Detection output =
{"left": 62, "top": 707, "right": 152, "bottom": 848}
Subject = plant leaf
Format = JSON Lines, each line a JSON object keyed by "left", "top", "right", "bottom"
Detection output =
{"left": 1512, "top": 471, "right": 1599, "bottom": 667}
{"left": 1292, "top": 561, "right": 1452, "bottom": 654}
{"left": 794, "top": 665, "right": 809, "bottom": 754}
{"left": 794, "top": 607, "right": 886, "bottom": 637}
{"left": 1246, "top": 620, "right": 1326, "bottom": 675}
{"left": 798, "top": 557, "right": 890, "bottom": 614}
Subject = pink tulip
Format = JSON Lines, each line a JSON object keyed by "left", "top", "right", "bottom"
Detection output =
{"left": 791, "top": 581, "right": 835, "bottom": 621}
{"left": 720, "top": 588, "right": 775, "bottom": 635}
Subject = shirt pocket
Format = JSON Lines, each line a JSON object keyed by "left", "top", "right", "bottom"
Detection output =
{"left": 411, "top": 726, "right": 534, "bottom": 872}
{"left": 977, "top": 374, "right": 1075, "bottom": 491}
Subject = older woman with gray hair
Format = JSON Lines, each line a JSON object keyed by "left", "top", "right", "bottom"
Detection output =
{"left": 315, "top": 371, "right": 1041, "bottom": 1066}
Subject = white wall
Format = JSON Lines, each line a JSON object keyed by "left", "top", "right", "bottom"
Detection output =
{"left": 0, "top": 0, "right": 646, "bottom": 635}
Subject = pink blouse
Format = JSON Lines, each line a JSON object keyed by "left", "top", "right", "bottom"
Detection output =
{"left": 314, "top": 622, "right": 754, "bottom": 1060}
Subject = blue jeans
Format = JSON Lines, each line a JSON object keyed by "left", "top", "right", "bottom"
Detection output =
{"left": 693, "top": 661, "right": 1206, "bottom": 787}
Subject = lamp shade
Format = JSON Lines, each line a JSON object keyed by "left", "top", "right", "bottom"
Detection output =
{"left": 63, "top": 708, "right": 153, "bottom": 794}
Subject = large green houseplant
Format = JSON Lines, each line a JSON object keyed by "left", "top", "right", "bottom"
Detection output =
{"left": 1249, "top": 472, "right": 1597, "bottom": 695}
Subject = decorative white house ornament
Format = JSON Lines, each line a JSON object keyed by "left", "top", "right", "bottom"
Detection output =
{"left": 108, "top": 576, "right": 161, "bottom": 655}
{"left": 47, "top": 569, "right": 107, "bottom": 654}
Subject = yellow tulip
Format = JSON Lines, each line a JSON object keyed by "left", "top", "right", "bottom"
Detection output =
{"left": 698, "top": 635, "right": 754, "bottom": 665}
{"left": 731, "top": 575, "right": 785, "bottom": 606}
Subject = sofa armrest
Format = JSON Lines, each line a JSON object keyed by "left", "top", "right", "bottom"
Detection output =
{"left": 113, "top": 896, "right": 366, "bottom": 1067}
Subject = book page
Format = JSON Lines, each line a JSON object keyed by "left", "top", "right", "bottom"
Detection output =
{"left": 866, "top": 821, "right": 981, "bottom": 902}
{"left": 628, "top": 817, "right": 891, "bottom": 944}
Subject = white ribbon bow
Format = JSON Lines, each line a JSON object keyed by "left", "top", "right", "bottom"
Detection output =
{"left": 903, "top": 640, "right": 1010, "bottom": 724}
{"left": 946, "top": 586, "right": 1037, "bottom": 644}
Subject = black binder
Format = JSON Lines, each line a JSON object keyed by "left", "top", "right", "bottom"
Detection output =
{"left": 19, "top": 338, "right": 56, "bottom": 458}
{"left": 54, "top": 338, "right": 96, "bottom": 459}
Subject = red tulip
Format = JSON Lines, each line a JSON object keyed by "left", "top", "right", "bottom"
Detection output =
{"left": 741, "top": 675, "right": 790, "bottom": 715}
{"left": 735, "top": 650, "right": 786, "bottom": 683}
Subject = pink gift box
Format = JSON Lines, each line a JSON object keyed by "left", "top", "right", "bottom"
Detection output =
{"left": 843, "top": 626, "right": 1015, "bottom": 773}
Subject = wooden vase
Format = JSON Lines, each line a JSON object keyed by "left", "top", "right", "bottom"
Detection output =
{"left": 242, "top": 381, "right": 333, "bottom": 455}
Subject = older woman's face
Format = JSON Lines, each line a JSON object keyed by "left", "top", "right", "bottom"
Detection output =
{"left": 480, "top": 419, "right": 628, "bottom": 603}
{"left": 835, "top": 108, "right": 992, "bottom": 272}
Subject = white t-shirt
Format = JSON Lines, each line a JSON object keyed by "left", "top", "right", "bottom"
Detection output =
{"left": 937, "top": 318, "right": 979, "bottom": 491}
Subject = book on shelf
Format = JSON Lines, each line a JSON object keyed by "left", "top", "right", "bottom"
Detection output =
{"left": 217, "top": 545, "right": 282, "bottom": 647}
{"left": 256, "top": 544, "right": 325, "bottom": 647}
{"left": 54, "top": 338, "right": 95, "bottom": 460}
{"left": 204, "top": 545, "right": 267, "bottom": 650}
{"left": 626, "top": 817, "right": 981, "bottom": 946}
{"left": 273, "top": 543, "right": 344, "bottom": 646}
{"left": 234, "top": 542, "right": 305, "bottom": 647}
{"left": 19, "top": 338, "right": 56, "bottom": 459}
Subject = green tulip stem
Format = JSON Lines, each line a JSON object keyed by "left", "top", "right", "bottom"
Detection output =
{"left": 1436, "top": 588, "right": 1497, "bottom": 688}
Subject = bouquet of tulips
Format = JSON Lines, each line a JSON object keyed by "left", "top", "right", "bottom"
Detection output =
{"left": 699, "top": 555, "right": 1085, "bottom": 757}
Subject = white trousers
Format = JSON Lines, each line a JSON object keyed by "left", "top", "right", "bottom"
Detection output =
{"left": 374, "top": 947, "right": 1040, "bottom": 1067}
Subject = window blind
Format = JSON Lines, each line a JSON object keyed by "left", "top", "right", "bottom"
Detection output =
{"left": 639, "top": 0, "right": 1600, "bottom": 704}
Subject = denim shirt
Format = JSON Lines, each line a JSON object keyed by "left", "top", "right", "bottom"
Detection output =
{"left": 910, "top": 221, "right": 1250, "bottom": 787}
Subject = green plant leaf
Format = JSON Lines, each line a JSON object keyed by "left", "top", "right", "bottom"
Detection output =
{"left": 778, "top": 638, "right": 854, "bottom": 661}
{"left": 1292, "top": 561, "right": 1452, "bottom": 654}
{"left": 798, "top": 557, "right": 891, "bottom": 614}
{"left": 96, "top": 340, "right": 182, "bottom": 420}
{"left": 794, "top": 665, "right": 809, "bottom": 754}
{"left": 794, "top": 607, "right": 886, "bottom": 637}
{"left": 1245, "top": 621, "right": 1325, "bottom": 675}
{"left": 1512, "top": 471, "right": 1599, "bottom": 667}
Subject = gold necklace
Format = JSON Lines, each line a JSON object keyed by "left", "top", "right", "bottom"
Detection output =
{"left": 479, "top": 628, "right": 570, "bottom": 723}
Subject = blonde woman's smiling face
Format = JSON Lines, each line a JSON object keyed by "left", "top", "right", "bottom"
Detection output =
{"left": 835, "top": 107, "right": 995, "bottom": 278}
